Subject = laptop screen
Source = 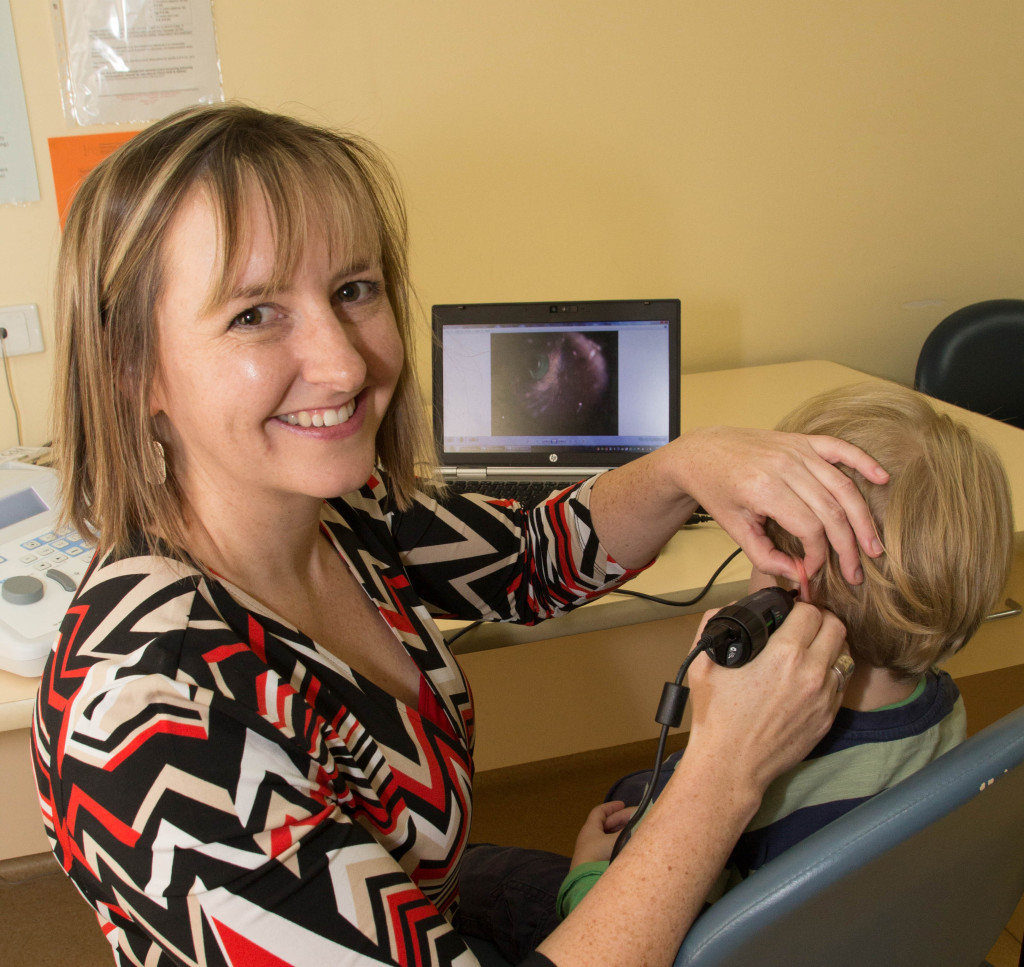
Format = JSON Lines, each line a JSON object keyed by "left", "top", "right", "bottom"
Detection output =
{"left": 432, "top": 299, "right": 680, "bottom": 471}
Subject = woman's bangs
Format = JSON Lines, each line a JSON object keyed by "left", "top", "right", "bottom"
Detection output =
{"left": 200, "top": 150, "right": 383, "bottom": 312}
{"left": 300, "top": 175, "right": 382, "bottom": 280}
{"left": 254, "top": 152, "right": 383, "bottom": 293}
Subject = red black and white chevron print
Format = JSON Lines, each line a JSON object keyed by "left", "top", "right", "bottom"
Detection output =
{"left": 33, "top": 473, "right": 635, "bottom": 965}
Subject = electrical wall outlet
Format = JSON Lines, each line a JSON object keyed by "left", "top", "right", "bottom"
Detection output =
{"left": 0, "top": 305, "right": 44, "bottom": 357}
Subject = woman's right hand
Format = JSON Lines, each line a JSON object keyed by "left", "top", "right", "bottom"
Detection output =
{"left": 684, "top": 601, "right": 849, "bottom": 794}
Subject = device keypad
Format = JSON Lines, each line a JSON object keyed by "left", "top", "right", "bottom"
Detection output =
{"left": 15, "top": 529, "right": 90, "bottom": 565}
{"left": 2, "top": 526, "right": 93, "bottom": 598}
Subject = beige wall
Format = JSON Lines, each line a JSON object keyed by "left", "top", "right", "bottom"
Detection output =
{"left": 2, "top": 0, "right": 1023, "bottom": 450}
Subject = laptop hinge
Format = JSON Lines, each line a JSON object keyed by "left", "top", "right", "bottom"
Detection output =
{"left": 498, "top": 466, "right": 596, "bottom": 478}
{"left": 438, "top": 466, "right": 600, "bottom": 481}
{"left": 444, "top": 467, "right": 487, "bottom": 481}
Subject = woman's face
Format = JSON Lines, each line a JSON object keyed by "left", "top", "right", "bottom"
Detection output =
{"left": 150, "top": 187, "right": 404, "bottom": 514}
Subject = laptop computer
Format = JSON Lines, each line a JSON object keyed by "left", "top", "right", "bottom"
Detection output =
{"left": 431, "top": 298, "right": 680, "bottom": 501}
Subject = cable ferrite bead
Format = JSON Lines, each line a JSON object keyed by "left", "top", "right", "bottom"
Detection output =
{"left": 655, "top": 682, "right": 689, "bottom": 728}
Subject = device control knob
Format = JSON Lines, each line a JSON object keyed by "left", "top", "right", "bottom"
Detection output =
{"left": 2, "top": 574, "right": 44, "bottom": 606}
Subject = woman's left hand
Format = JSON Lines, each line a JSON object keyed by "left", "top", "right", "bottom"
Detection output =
{"left": 589, "top": 425, "right": 888, "bottom": 584}
{"left": 676, "top": 426, "right": 888, "bottom": 584}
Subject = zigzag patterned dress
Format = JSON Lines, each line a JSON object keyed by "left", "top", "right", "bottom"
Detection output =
{"left": 32, "top": 472, "right": 636, "bottom": 966}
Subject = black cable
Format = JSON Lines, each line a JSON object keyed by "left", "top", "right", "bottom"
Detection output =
{"left": 610, "top": 547, "right": 742, "bottom": 608}
{"left": 609, "top": 639, "right": 708, "bottom": 860}
{"left": 444, "top": 619, "right": 484, "bottom": 645}
{"left": 442, "top": 540, "right": 745, "bottom": 849}
{"left": 443, "top": 546, "right": 742, "bottom": 647}
{"left": 608, "top": 586, "right": 797, "bottom": 858}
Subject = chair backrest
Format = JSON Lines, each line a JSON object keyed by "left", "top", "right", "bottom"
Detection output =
{"left": 914, "top": 299, "right": 1024, "bottom": 429}
{"left": 674, "top": 703, "right": 1024, "bottom": 967}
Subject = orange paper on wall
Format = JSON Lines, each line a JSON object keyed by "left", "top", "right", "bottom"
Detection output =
{"left": 48, "top": 131, "right": 140, "bottom": 228}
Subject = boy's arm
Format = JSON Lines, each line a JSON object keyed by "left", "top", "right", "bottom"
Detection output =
{"left": 557, "top": 801, "right": 634, "bottom": 919}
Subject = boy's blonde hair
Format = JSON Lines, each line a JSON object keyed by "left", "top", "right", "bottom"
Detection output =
{"left": 53, "top": 103, "right": 438, "bottom": 563}
{"left": 767, "top": 382, "right": 1013, "bottom": 677}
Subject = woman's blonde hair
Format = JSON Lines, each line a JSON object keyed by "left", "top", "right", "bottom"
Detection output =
{"left": 766, "top": 382, "right": 1013, "bottom": 677}
{"left": 53, "top": 102, "right": 437, "bottom": 563}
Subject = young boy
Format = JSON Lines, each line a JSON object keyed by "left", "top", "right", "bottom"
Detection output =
{"left": 559, "top": 381, "right": 1015, "bottom": 916}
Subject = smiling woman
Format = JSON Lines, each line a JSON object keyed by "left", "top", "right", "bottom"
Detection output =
{"left": 34, "top": 102, "right": 884, "bottom": 967}
{"left": 53, "top": 104, "right": 434, "bottom": 564}
{"left": 149, "top": 185, "right": 405, "bottom": 536}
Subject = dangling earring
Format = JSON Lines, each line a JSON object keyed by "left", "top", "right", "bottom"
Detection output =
{"left": 148, "top": 439, "right": 167, "bottom": 486}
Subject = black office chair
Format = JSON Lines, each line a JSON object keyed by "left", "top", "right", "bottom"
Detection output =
{"left": 672, "top": 702, "right": 1024, "bottom": 967}
{"left": 914, "top": 299, "right": 1024, "bottom": 429}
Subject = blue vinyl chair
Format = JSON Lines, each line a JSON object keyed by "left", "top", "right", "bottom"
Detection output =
{"left": 914, "top": 299, "right": 1024, "bottom": 430}
{"left": 674, "top": 703, "right": 1024, "bottom": 967}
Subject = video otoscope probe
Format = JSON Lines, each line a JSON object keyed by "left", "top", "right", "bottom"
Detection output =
{"left": 610, "top": 585, "right": 798, "bottom": 859}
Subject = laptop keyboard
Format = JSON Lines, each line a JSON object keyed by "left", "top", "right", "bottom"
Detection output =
{"left": 448, "top": 478, "right": 714, "bottom": 524}
{"left": 447, "top": 478, "right": 584, "bottom": 508}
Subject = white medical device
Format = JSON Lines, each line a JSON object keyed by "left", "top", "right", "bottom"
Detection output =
{"left": 0, "top": 462, "right": 93, "bottom": 677}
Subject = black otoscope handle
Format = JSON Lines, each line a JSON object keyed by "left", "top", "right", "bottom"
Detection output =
{"left": 701, "top": 586, "right": 797, "bottom": 667}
